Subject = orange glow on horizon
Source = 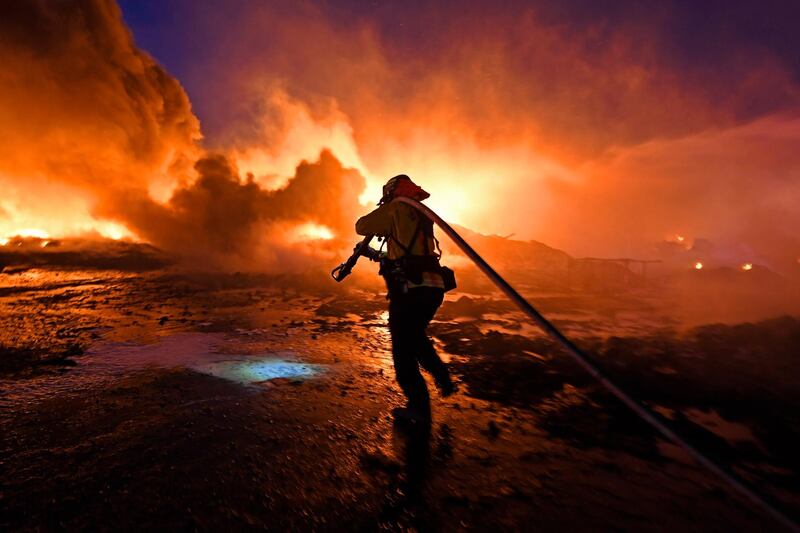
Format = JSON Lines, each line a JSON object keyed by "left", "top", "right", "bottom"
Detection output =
{"left": 15, "top": 228, "right": 49, "bottom": 239}
{"left": 741, "top": 263, "right": 753, "bottom": 271}
{"left": 0, "top": 222, "right": 132, "bottom": 244}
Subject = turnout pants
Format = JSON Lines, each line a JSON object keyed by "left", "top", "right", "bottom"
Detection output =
{"left": 388, "top": 287, "right": 450, "bottom": 416}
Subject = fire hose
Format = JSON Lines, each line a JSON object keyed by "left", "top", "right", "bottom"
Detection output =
{"left": 332, "top": 197, "right": 798, "bottom": 531}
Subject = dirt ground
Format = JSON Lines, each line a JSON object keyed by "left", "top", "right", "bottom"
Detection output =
{"left": 1, "top": 267, "right": 799, "bottom": 531}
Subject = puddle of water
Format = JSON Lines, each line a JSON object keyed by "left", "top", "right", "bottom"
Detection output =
{"left": 92, "top": 333, "right": 327, "bottom": 385}
{"left": 0, "top": 333, "right": 326, "bottom": 408}
{"left": 196, "top": 359, "right": 324, "bottom": 385}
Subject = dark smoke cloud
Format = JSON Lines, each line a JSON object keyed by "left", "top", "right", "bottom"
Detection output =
{"left": 106, "top": 150, "right": 366, "bottom": 269}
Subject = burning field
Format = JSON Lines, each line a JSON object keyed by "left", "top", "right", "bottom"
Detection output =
{"left": 2, "top": 0, "right": 800, "bottom": 530}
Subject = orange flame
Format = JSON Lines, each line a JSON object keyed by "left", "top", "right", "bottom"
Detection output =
{"left": 291, "top": 223, "right": 335, "bottom": 242}
{"left": 694, "top": 261, "right": 704, "bottom": 270}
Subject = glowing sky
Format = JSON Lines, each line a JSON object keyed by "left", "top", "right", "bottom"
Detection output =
{"left": 1, "top": 1, "right": 798, "bottom": 273}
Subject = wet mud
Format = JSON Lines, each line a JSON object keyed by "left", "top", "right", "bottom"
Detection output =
{"left": 1, "top": 267, "right": 799, "bottom": 530}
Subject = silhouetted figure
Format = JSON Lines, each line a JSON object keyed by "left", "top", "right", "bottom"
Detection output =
{"left": 356, "top": 175, "right": 455, "bottom": 424}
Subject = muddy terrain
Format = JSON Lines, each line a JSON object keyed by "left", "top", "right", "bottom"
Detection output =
{"left": 1, "top": 264, "right": 799, "bottom": 531}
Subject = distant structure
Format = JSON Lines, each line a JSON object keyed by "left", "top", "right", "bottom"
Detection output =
{"left": 568, "top": 257, "right": 663, "bottom": 290}
{"left": 448, "top": 226, "right": 663, "bottom": 292}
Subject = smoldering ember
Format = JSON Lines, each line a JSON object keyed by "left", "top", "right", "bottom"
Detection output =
{"left": 1, "top": 1, "right": 800, "bottom": 531}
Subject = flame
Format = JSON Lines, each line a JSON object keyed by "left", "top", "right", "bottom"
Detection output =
{"left": 0, "top": 221, "right": 131, "bottom": 244}
{"left": 741, "top": 262, "right": 753, "bottom": 271}
{"left": 668, "top": 234, "right": 690, "bottom": 249}
{"left": 0, "top": 182, "right": 135, "bottom": 245}
{"left": 15, "top": 228, "right": 50, "bottom": 239}
{"left": 96, "top": 222, "right": 130, "bottom": 241}
{"left": 291, "top": 223, "right": 335, "bottom": 242}
{"left": 694, "top": 261, "right": 704, "bottom": 270}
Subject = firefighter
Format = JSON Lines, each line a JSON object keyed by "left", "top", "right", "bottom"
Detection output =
{"left": 356, "top": 175, "right": 455, "bottom": 423}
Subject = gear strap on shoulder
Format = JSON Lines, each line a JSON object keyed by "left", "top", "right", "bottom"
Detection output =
{"left": 388, "top": 209, "right": 439, "bottom": 258}
{"left": 387, "top": 213, "right": 421, "bottom": 256}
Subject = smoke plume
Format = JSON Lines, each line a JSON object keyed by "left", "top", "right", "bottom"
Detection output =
{"left": 0, "top": 0, "right": 200, "bottom": 240}
{"left": 0, "top": 0, "right": 368, "bottom": 271}
{"left": 106, "top": 149, "right": 365, "bottom": 269}
{"left": 138, "top": 0, "right": 800, "bottom": 273}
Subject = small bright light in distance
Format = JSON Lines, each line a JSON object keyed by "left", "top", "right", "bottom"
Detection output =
{"left": 741, "top": 263, "right": 753, "bottom": 271}
{"left": 694, "top": 261, "right": 704, "bottom": 270}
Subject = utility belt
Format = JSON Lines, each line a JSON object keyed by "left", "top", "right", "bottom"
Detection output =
{"left": 380, "top": 254, "right": 457, "bottom": 296}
